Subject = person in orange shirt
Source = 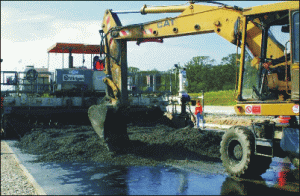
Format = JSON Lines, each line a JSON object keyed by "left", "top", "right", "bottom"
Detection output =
{"left": 93, "top": 56, "right": 105, "bottom": 71}
{"left": 195, "top": 100, "right": 204, "bottom": 129}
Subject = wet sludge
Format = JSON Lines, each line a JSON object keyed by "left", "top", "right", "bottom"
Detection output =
{"left": 14, "top": 115, "right": 224, "bottom": 166}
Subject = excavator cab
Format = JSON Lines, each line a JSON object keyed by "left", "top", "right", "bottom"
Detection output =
{"left": 222, "top": 7, "right": 299, "bottom": 178}
{"left": 235, "top": 8, "right": 299, "bottom": 115}
{"left": 240, "top": 11, "right": 291, "bottom": 101}
{"left": 242, "top": 11, "right": 291, "bottom": 100}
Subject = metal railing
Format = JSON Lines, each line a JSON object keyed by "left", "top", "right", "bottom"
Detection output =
{"left": 127, "top": 71, "right": 174, "bottom": 96}
{"left": 1, "top": 71, "right": 55, "bottom": 97}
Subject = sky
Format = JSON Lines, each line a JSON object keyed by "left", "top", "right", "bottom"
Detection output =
{"left": 1, "top": 1, "right": 278, "bottom": 72}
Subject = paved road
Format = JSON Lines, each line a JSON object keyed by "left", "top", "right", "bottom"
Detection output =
{"left": 5, "top": 140, "right": 299, "bottom": 195}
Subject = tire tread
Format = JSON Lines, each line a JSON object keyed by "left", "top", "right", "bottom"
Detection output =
{"left": 220, "top": 126, "right": 271, "bottom": 177}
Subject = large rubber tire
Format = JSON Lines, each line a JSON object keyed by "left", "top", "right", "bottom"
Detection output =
{"left": 220, "top": 126, "right": 272, "bottom": 178}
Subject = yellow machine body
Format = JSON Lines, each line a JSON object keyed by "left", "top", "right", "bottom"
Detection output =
{"left": 101, "top": 1, "right": 299, "bottom": 117}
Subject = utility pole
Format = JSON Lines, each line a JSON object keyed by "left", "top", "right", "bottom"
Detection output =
{"left": 174, "top": 64, "right": 178, "bottom": 95}
{"left": 202, "top": 90, "right": 205, "bottom": 129}
{"left": 169, "top": 70, "right": 172, "bottom": 94}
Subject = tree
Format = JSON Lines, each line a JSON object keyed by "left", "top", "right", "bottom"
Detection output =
{"left": 128, "top": 67, "right": 140, "bottom": 73}
{"left": 220, "top": 53, "right": 241, "bottom": 90}
{"left": 184, "top": 56, "right": 215, "bottom": 92}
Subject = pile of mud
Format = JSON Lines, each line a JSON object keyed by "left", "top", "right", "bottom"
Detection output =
{"left": 204, "top": 114, "right": 274, "bottom": 126}
{"left": 14, "top": 122, "right": 223, "bottom": 166}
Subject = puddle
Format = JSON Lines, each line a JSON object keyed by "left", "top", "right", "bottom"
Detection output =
{"left": 5, "top": 140, "right": 299, "bottom": 195}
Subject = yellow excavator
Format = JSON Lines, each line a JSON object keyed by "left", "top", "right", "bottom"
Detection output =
{"left": 88, "top": 1, "right": 299, "bottom": 177}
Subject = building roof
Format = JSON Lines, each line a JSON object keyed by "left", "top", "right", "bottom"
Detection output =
{"left": 47, "top": 43, "right": 101, "bottom": 54}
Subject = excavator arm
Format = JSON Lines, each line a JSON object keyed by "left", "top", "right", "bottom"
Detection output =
{"left": 102, "top": 3, "right": 244, "bottom": 108}
{"left": 110, "top": 4, "right": 240, "bottom": 42}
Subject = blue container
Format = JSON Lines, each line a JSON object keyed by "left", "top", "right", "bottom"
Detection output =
{"left": 56, "top": 69, "right": 93, "bottom": 91}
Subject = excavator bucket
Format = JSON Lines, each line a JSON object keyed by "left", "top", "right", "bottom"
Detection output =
{"left": 88, "top": 103, "right": 130, "bottom": 152}
{"left": 88, "top": 103, "right": 107, "bottom": 140}
{"left": 88, "top": 10, "right": 130, "bottom": 152}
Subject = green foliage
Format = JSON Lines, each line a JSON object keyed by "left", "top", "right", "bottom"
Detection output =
{"left": 189, "top": 90, "right": 237, "bottom": 106}
{"left": 184, "top": 54, "right": 240, "bottom": 93}
{"left": 128, "top": 67, "right": 140, "bottom": 73}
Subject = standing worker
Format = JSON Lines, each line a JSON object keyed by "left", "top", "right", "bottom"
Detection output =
{"left": 195, "top": 100, "right": 204, "bottom": 129}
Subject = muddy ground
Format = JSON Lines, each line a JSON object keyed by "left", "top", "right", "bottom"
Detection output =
{"left": 14, "top": 114, "right": 272, "bottom": 168}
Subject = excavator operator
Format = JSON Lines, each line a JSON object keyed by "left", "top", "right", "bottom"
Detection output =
{"left": 263, "top": 53, "right": 291, "bottom": 80}
{"left": 93, "top": 56, "right": 105, "bottom": 71}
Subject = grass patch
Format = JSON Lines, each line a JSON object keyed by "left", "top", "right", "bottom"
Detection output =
{"left": 189, "top": 90, "right": 237, "bottom": 106}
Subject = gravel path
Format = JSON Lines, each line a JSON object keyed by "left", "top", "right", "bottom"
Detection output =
{"left": 1, "top": 141, "right": 38, "bottom": 195}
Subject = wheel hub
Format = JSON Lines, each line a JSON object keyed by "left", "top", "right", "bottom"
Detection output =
{"left": 228, "top": 140, "right": 243, "bottom": 162}
{"left": 233, "top": 144, "right": 243, "bottom": 160}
